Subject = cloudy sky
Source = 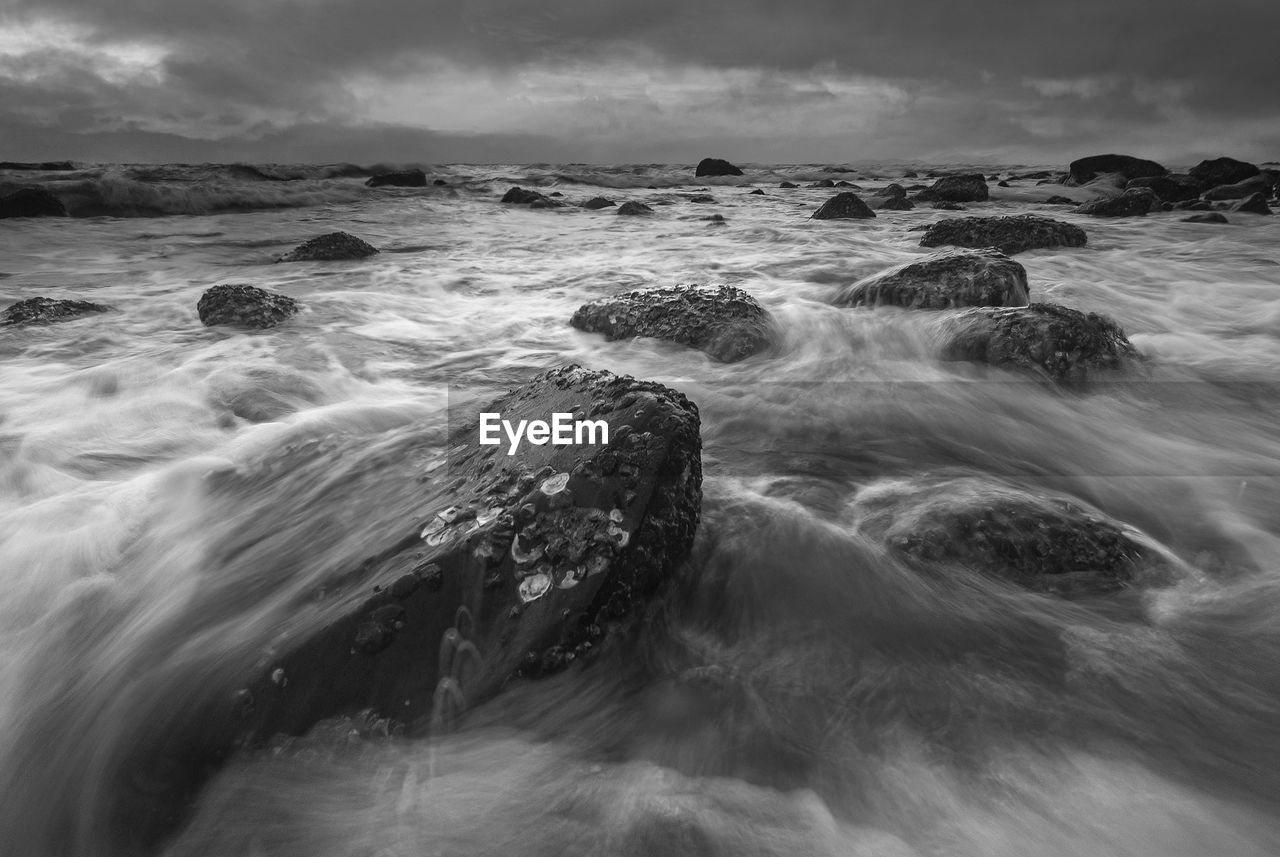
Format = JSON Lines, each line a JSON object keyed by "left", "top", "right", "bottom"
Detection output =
{"left": 2, "top": 0, "right": 1278, "bottom": 165}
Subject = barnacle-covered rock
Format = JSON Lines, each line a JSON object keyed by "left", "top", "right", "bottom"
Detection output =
{"left": 1, "top": 296, "right": 109, "bottom": 326}
{"left": 196, "top": 284, "right": 299, "bottom": 328}
{"left": 810, "top": 191, "right": 876, "bottom": 220}
{"left": 835, "top": 248, "right": 1029, "bottom": 309}
{"left": 276, "top": 231, "right": 378, "bottom": 262}
{"left": 1075, "top": 187, "right": 1157, "bottom": 217}
{"left": 911, "top": 174, "right": 989, "bottom": 203}
{"left": 919, "top": 214, "right": 1087, "bottom": 255}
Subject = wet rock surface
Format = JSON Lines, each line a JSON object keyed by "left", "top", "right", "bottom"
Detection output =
{"left": 0, "top": 186, "right": 68, "bottom": 218}
{"left": 616, "top": 201, "right": 654, "bottom": 216}
{"left": 912, "top": 174, "right": 989, "bottom": 203}
{"left": 501, "top": 186, "right": 561, "bottom": 207}
{"left": 1200, "top": 175, "right": 1269, "bottom": 201}
{"left": 582, "top": 197, "right": 616, "bottom": 209}
{"left": 1229, "top": 193, "right": 1272, "bottom": 215}
{"left": 1, "top": 296, "right": 110, "bottom": 326}
{"left": 835, "top": 248, "right": 1029, "bottom": 309}
{"left": 695, "top": 158, "right": 743, "bottom": 177}
{"left": 940, "top": 302, "right": 1137, "bottom": 383}
{"left": 365, "top": 169, "right": 427, "bottom": 187}
{"left": 571, "top": 284, "right": 773, "bottom": 363}
{"left": 277, "top": 231, "right": 379, "bottom": 262}
{"left": 1181, "top": 213, "right": 1229, "bottom": 224}
{"left": 1189, "top": 157, "right": 1259, "bottom": 191}
{"left": 1125, "top": 175, "right": 1200, "bottom": 202}
{"left": 919, "top": 214, "right": 1087, "bottom": 255}
{"left": 197, "top": 284, "right": 300, "bottom": 329}
{"left": 851, "top": 478, "right": 1170, "bottom": 596}
{"left": 1076, "top": 187, "right": 1157, "bottom": 217}
{"left": 810, "top": 192, "right": 876, "bottom": 220}
{"left": 1067, "top": 154, "right": 1167, "bottom": 185}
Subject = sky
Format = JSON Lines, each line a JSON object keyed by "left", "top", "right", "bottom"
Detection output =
{"left": 1, "top": 0, "right": 1278, "bottom": 166}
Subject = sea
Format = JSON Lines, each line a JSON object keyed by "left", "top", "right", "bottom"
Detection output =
{"left": 2, "top": 161, "right": 1280, "bottom": 856}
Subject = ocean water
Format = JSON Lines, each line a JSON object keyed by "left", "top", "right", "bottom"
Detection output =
{"left": 2, "top": 162, "right": 1280, "bottom": 856}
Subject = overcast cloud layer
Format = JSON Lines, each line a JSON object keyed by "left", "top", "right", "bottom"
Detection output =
{"left": 1, "top": 0, "right": 1277, "bottom": 165}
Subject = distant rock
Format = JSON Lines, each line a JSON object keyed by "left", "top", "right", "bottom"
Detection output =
{"left": 1, "top": 297, "right": 109, "bottom": 326}
{"left": 1012, "top": 170, "right": 1058, "bottom": 181}
{"left": 1067, "top": 154, "right": 1167, "bottom": 185}
{"left": 877, "top": 183, "right": 907, "bottom": 199}
{"left": 809, "top": 179, "right": 836, "bottom": 188}
{"left": 1075, "top": 187, "right": 1157, "bottom": 217}
{"left": 930, "top": 201, "right": 964, "bottom": 210}
{"left": 834, "top": 248, "right": 1029, "bottom": 310}
{"left": 616, "top": 201, "right": 654, "bottom": 216}
{"left": 277, "top": 231, "right": 379, "bottom": 262}
{"left": 432, "top": 179, "right": 448, "bottom": 186}
{"left": 997, "top": 180, "right": 1010, "bottom": 187}
{"left": 1173, "top": 199, "right": 1212, "bottom": 211}
{"left": 873, "top": 196, "right": 914, "bottom": 210}
{"left": 501, "top": 186, "right": 559, "bottom": 206}
{"left": 1125, "top": 175, "right": 1199, "bottom": 202}
{"left": 0, "top": 161, "right": 77, "bottom": 171}
{"left": 810, "top": 192, "right": 876, "bottom": 220}
{"left": 1189, "top": 157, "right": 1259, "bottom": 190}
{"left": 902, "top": 171, "right": 918, "bottom": 178}
{"left": 704, "top": 214, "right": 727, "bottom": 224}
{"left": 919, "top": 214, "right": 1087, "bottom": 255}
{"left": 571, "top": 284, "right": 772, "bottom": 363}
{"left": 833, "top": 180, "right": 861, "bottom": 189}
{"left": 747, "top": 189, "right": 764, "bottom": 195}
{"left": 582, "top": 197, "right": 616, "bottom": 210}
{"left": 364, "top": 169, "right": 427, "bottom": 188}
{"left": 1181, "top": 213, "right": 1229, "bottom": 224}
{"left": 1044, "top": 195, "right": 1075, "bottom": 205}
{"left": 940, "top": 302, "right": 1136, "bottom": 383}
{"left": 912, "top": 174, "right": 989, "bottom": 203}
{"left": 779, "top": 181, "right": 798, "bottom": 188}
{"left": 685, "top": 194, "right": 715, "bottom": 203}
{"left": 695, "top": 158, "right": 743, "bottom": 177}
{"left": 197, "top": 284, "right": 299, "bottom": 329}
{"left": 1201, "top": 175, "right": 1271, "bottom": 201}
{"left": 1229, "top": 193, "right": 1272, "bottom": 215}
{"left": 0, "top": 186, "right": 67, "bottom": 218}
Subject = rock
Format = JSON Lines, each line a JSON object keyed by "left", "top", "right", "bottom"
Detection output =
{"left": 0, "top": 161, "right": 77, "bottom": 171}
{"left": 277, "top": 231, "right": 378, "bottom": 262}
{"left": 695, "top": 158, "right": 743, "bottom": 177}
{"left": 582, "top": 197, "right": 616, "bottom": 210}
{"left": 1174, "top": 199, "right": 1212, "bottom": 211}
{"left": 704, "top": 214, "right": 727, "bottom": 224}
{"left": 833, "top": 180, "right": 860, "bottom": 189}
{"left": 617, "top": 201, "right": 654, "bottom": 216}
{"left": 747, "top": 189, "right": 764, "bottom": 195}
{"left": 878, "top": 183, "right": 907, "bottom": 199}
{"left": 871, "top": 195, "right": 914, "bottom": 210}
{"left": 1189, "top": 157, "right": 1259, "bottom": 191}
{"left": 1229, "top": 193, "right": 1272, "bottom": 215}
{"left": 433, "top": 179, "right": 448, "bottom": 186}
{"left": 919, "top": 214, "right": 1087, "bottom": 255}
{"left": 1067, "top": 154, "right": 1167, "bottom": 185}
{"left": 110, "top": 364, "right": 702, "bottom": 851}
{"left": 1075, "top": 187, "right": 1157, "bottom": 217}
{"left": 912, "top": 174, "right": 989, "bottom": 203}
{"left": 940, "top": 302, "right": 1136, "bottom": 383}
{"left": 1201, "top": 175, "right": 1271, "bottom": 201}
{"left": 571, "top": 284, "right": 772, "bottom": 363}
{"left": 931, "top": 201, "right": 964, "bottom": 210}
{"left": 364, "top": 169, "right": 427, "bottom": 188}
{"left": 902, "top": 170, "right": 918, "bottom": 178}
{"left": 1125, "top": 174, "right": 1200, "bottom": 202}
{"left": 685, "top": 194, "right": 715, "bottom": 203}
{"left": 1044, "top": 195, "right": 1075, "bottom": 205}
{"left": 197, "top": 284, "right": 300, "bottom": 329}
{"left": 0, "top": 186, "right": 68, "bottom": 218}
{"left": 810, "top": 192, "right": 876, "bottom": 220}
{"left": 1, "top": 296, "right": 110, "bottom": 326}
{"left": 997, "top": 180, "right": 1010, "bottom": 187}
{"left": 1013, "top": 170, "right": 1057, "bottom": 180}
{"left": 1181, "top": 213, "right": 1229, "bottom": 224}
{"left": 501, "top": 186, "right": 558, "bottom": 206}
{"left": 809, "top": 179, "right": 835, "bottom": 188}
{"left": 835, "top": 248, "right": 1029, "bottom": 310}
{"left": 850, "top": 477, "right": 1167, "bottom": 596}
{"left": 779, "top": 181, "right": 798, "bottom": 188}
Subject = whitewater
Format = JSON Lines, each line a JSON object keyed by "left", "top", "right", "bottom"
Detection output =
{"left": 2, "top": 161, "right": 1280, "bottom": 857}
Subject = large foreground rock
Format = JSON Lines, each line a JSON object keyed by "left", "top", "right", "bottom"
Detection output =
{"left": 1125, "top": 175, "right": 1200, "bottom": 202}
{"left": 1067, "top": 154, "right": 1167, "bottom": 185}
{"left": 1, "top": 296, "right": 109, "bottom": 325}
{"left": 919, "top": 214, "right": 1087, "bottom": 255}
{"left": 810, "top": 192, "right": 876, "bottom": 220}
{"left": 1201, "top": 175, "right": 1271, "bottom": 201}
{"left": 0, "top": 186, "right": 68, "bottom": 218}
{"left": 695, "top": 157, "right": 743, "bottom": 177}
{"left": 197, "top": 284, "right": 299, "bottom": 328}
{"left": 1189, "top": 157, "right": 1259, "bottom": 190}
{"left": 850, "top": 477, "right": 1170, "bottom": 596}
{"left": 940, "top": 302, "right": 1137, "bottom": 383}
{"left": 571, "top": 284, "right": 772, "bottom": 363}
{"left": 365, "top": 169, "right": 428, "bottom": 188}
{"left": 1075, "top": 187, "right": 1157, "bottom": 217}
{"left": 835, "top": 248, "right": 1029, "bottom": 309}
{"left": 106, "top": 365, "right": 703, "bottom": 851}
{"left": 912, "top": 174, "right": 989, "bottom": 203}
{"left": 277, "top": 232, "right": 379, "bottom": 262}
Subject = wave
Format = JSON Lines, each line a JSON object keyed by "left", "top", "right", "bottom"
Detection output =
{"left": 45, "top": 174, "right": 371, "bottom": 217}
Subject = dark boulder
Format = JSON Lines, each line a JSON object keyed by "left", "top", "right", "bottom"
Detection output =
{"left": 501, "top": 186, "right": 559, "bottom": 206}
{"left": 873, "top": 196, "right": 914, "bottom": 210}
{"left": 931, "top": 201, "right": 964, "bottom": 210}
{"left": 902, "top": 170, "right": 918, "bottom": 178}
{"left": 571, "top": 284, "right": 772, "bottom": 363}
{"left": 920, "top": 214, "right": 1087, "bottom": 255}
{"left": 912, "top": 174, "right": 989, "bottom": 203}
{"left": 433, "top": 179, "right": 448, "bottom": 186}
{"left": 833, "top": 180, "right": 860, "bottom": 188}
{"left": 810, "top": 192, "right": 876, "bottom": 220}
{"left": 835, "top": 248, "right": 1029, "bottom": 310}
{"left": 1189, "top": 157, "right": 1259, "bottom": 190}
{"left": 1075, "top": 187, "right": 1157, "bottom": 217}
{"left": 582, "top": 197, "right": 616, "bottom": 210}
{"left": 1044, "top": 195, "right": 1075, "bottom": 205}
{"left": 695, "top": 158, "right": 743, "bottom": 177}
{"left": 747, "top": 189, "right": 764, "bottom": 195}
{"left": 1174, "top": 199, "right": 1212, "bottom": 211}
{"left": 809, "top": 179, "right": 836, "bottom": 188}
{"left": 1181, "top": 213, "right": 1229, "bottom": 224}
{"left": 197, "top": 284, "right": 300, "bottom": 329}
{"left": 779, "top": 181, "right": 798, "bottom": 189}
{"left": 1067, "top": 154, "right": 1167, "bottom": 185}
{"left": 877, "top": 183, "right": 907, "bottom": 199}
{"left": 1229, "top": 193, "right": 1272, "bottom": 215}
{"left": 0, "top": 186, "right": 68, "bottom": 218}
{"left": 851, "top": 477, "right": 1169, "bottom": 596}
{"left": 1, "top": 297, "right": 109, "bottom": 326}
{"left": 704, "top": 214, "right": 727, "bottom": 224}
{"left": 616, "top": 201, "right": 654, "bottom": 216}
{"left": 277, "top": 232, "right": 378, "bottom": 262}
{"left": 1201, "top": 175, "right": 1270, "bottom": 201}
{"left": 685, "top": 194, "right": 715, "bottom": 203}
{"left": 1125, "top": 175, "right": 1200, "bottom": 202}
{"left": 364, "top": 169, "right": 427, "bottom": 188}
{"left": 997, "top": 180, "right": 1010, "bottom": 188}
{"left": 940, "top": 302, "right": 1136, "bottom": 383}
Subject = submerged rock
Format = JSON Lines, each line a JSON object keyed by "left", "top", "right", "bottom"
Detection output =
{"left": 0, "top": 186, "right": 68, "bottom": 218}
{"left": 616, "top": 201, "right": 654, "bottom": 216}
{"left": 197, "top": 284, "right": 299, "bottom": 328}
{"left": 940, "top": 302, "right": 1136, "bottom": 383}
{"left": 695, "top": 157, "right": 743, "bottom": 177}
{"left": 919, "top": 214, "right": 1087, "bottom": 255}
{"left": 1067, "top": 154, "right": 1167, "bottom": 185}
{"left": 571, "top": 284, "right": 772, "bottom": 363}
{"left": 582, "top": 197, "right": 616, "bottom": 209}
{"left": 1201, "top": 175, "right": 1270, "bottom": 200}
{"left": 1, "top": 296, "right": 109, "bottom": 326}
{"left": 1181, "top": 212, "right": 1230, "bottom": 224}
{"left": 851, "top": 477, "right": 1169, "bottom": 596}
{"left": 277, "top": 231, "right": 378, "bottom": 262}
{"left": 912, "top": 174, "right": 989, "bottom": 203}
{"left": 930, "top": 201, "right": 964, "bottom": 210}
{"left": 501, "top": 186, "right": 559, "bottom": 207}
{"left": 1044, "top": 195, "right": 1075, "bottom": 205}
{"left": 1189, "top": 157, "right": 1259, "bottom": 190}
{"left": 835, "top": 248, "right": 1029, "bottom": 310}
{"left": 1075, "top": 187, "right": 1157, "bottom": 217}
{"left": 809, "top": 179, "right": 836, "bottom": 188}
{"left": 810, "top": 192, "right": 876, "bottom": 220}
{"left": 779, "top": 181, "right": 798, "bottom": 188}
{"left": 365, "top": 169, "right": 427, "bottom": 188}
{"left": 1229, "top": 193, "right": 1272, "bottom": 215}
